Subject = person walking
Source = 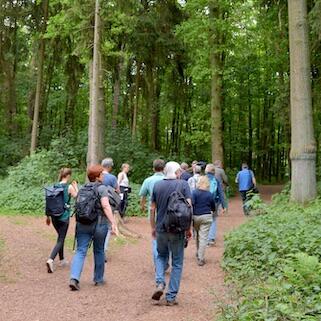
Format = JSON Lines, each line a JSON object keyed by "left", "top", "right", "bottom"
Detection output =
{"left": 101, "top": 157, "right": 119, "bottom": 261}
{"left": 150, "top": 161, "right": 192, "bottom": 305}
{"left": 235, "top": 163, "right": 257, "bottom": 215}
{"left": 117, "top": 163, "right": 130, "bottom": 217}
{"left": 214, "top": 160, "right": 229, "bottom": 211}
{"left": 192, "top": 175, "right": 216, "bottom": 266}
{"left": 46, "top": 168, "right": 78, "bottom": 273}
{"left": 205, "top": 164, "right": 225, "bottom": 246}
{"left": 180, "top": 162, "right": 192, "bottom": 181}
{"left": 139, "top": 159, "right": 165, "bottom": 267}
{"left": 69, "top": 165, "right": 117, "bottom": 291}
{"left": 187, "top": 165, "right": 202, "bottom": 192}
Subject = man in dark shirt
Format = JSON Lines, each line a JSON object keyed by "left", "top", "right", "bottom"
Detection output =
{"left": 150, "top": 161, "right": 192, "bottom": 305}
{"left": 180, "top": 162, "right": 192, "bottom": 181}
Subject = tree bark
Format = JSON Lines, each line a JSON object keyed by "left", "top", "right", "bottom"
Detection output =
{"left": 112, "top": 61, "right": 121, "bottom": 129}
{"left": 209, "top": 1, "right": 224, "bottom": 163}
{"left": 288, "top": 0, "right": 316, "bottom": 202}
{"left": 87, "top": 0, "right": 105, "bottom": 166}
{"left": 132, "top": 61, "right": 141, "bottom": 137}
{"left": 30, "top": 0, "right": 48, "bottom": 154}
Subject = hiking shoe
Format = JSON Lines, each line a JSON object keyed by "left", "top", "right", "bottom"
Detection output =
{"left": 152, "top": 284, "right": 165, "bottom": 301}
{"left": 59, "top": 259, "right": 69, "bottom": 267}
{"left": 69, "top": 279, "right": 80, "bottom": 291}
{"left": 166, "top": 300, "right": 178, "bottom": 306}
{"left": 197, "top": 259, "right": 205, "bottom": 266}
{"left": 46, "top": 259, "right": 54, "bottom": 273}
{"left": 207, "top": 240, "right": 216, "bottom": 247}
{"left": 94, "top": 281, "right": 106, "bottom": 286}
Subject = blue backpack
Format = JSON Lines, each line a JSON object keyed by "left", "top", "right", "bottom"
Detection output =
{"left": 209, "top": 177, "right": 219, "bottom": 202}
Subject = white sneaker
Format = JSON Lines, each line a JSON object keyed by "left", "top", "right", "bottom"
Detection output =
{"left": 46, "top": 259, "right": 54, "bottom": 273}
{"left": 59, "top": 259, "right": 69, "bottom": 267}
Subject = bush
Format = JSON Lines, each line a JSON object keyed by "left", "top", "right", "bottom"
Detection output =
{"left": 219, "top": 193, "right": 321, "bottom": 320}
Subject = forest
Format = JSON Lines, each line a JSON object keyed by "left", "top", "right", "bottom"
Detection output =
{"left": 1, "top": 1, "right": 321, "bottom": 320}
{"left": 0, "top": 0, "right": 320, "bottom": 190}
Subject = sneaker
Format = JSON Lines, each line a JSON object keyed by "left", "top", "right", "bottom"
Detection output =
{"left": 59, "top": 259, "right": 69, "bottom": 267}
{"left": 207, "top": 240, "right": 216, "bottom": 247}
{"left": 69, "top": 279, "right": 80, "bottom": 291}
{"left": 197, "top": 259, "right": 205, "bottom": 266}
{"left": 94, "top": 281, "right": 106, "bottom": 286}
{"left": 166, "top": 300, "right": 178, "bottom": 306}
{"left": 46, "top": 259, "right": 54, "bottom": 273}
{"left": 152, "top": 284, "right": 165, "bottom": 301}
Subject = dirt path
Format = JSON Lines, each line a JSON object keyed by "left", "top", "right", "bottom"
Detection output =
{"left": 0, "top": 185, "right": 282, "bottom": 321}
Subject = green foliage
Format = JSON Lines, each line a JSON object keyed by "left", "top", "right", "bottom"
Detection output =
{"left": 106, "top": 129, "right": 164, "bottom": 184}
{"left": 0, "top": 136, "right": 85, "bottom": 215}
{"left": 220, "top": 193, "right": 321, "bottom": 320}
{"left": 126, "top": 183, "right": 143, "bottom": 217}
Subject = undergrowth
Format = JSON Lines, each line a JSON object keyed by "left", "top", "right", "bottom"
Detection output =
{"left": 219, "top": 188, "right": 321, "bottom": 321}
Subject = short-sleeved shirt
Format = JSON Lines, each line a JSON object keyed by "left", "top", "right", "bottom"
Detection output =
{"left": 236, "top": 169, "right": 254, "bottom": 192}
{"left": 139, "top": 172, "right": 164, "bottom": 217}
{"left": 57, "top": 183, "right": 70, "bottom": 222}
{"left": 152, "top": 179, "right": 191, "bottom": 232}
{"left": 102, "top": 172, "right": 118, "bottom": 189}
{"left": 188, "top": 174, "right": 201, "bottom": 192}
{"left": 214, "top": 167, "right": 228, "bottom": 186}
{"left": 97, "top": 184, "right": 110, "bottom": 224}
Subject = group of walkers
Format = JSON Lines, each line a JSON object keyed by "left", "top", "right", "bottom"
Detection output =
{"left": 45, "top": 157, "right": 257, "bottom": 305}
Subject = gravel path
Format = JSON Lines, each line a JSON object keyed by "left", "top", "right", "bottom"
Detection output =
{"left": 0, "top": 185, "right": 282, "bottom": 321}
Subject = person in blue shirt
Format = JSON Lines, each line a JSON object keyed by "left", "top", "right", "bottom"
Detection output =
{"left": 192, "top": 175, "right": 216, "bottom": 266}
{"left": 139, "top": 159, "right": 165, "bottom": 267}
{"left": 235, "top": 163, "right": 257, "bottom": 215}
{"left": 101, "top": 157, "right": 119, "bottom": 261}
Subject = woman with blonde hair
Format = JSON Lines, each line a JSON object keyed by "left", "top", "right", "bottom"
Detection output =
{"left": 192, "top": 175, "right": 216, "bottom": 266}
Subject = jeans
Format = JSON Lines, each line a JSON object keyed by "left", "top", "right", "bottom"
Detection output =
{"left": 193, "top": 214, "right": 212, "bottom": 261}
{"left": 70, "top": 222, "right": 108, "bottom": 284}
{"left": 50, "top": 217, "right": 69, "bottom": 260}
{"left": 155, "top": 232, "right": 185, "bottom": 302}
{"left": 208, "top": 205, "right": 219, "bottom": 242}
{"left": 119, "top": 186, "right": 129, "bottom": 217}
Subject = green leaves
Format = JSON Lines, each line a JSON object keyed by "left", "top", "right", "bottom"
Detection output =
{"left": 220, "top": 194, "right": 321, "bottom": 320}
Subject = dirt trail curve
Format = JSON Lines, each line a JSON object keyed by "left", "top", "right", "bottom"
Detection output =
{"left": 0, "top": 185, "right": 282, "bottom": 321}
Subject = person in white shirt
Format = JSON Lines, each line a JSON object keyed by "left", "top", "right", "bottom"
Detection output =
{"left": 118, "top": 163, "right": 130, "bottom": 217}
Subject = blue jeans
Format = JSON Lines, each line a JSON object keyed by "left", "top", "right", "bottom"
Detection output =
{"left": 70, "top": 222, "right": 108, "bottom": 284}
{"left": 208, "top": 215, "right": 217, "bottom": 242}
{"left": 155, "top": 232, "right": 185, "bottom": 302}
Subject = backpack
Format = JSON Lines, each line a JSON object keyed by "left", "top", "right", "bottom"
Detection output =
{"left": 209, "top": 177, "right": 218, "bottom": 197}
{"left": 105, "top": 186, "right": 121, "bottom": 212}
{"left": 45, "top": 184, "right": 68, "bottom": 217}
{"left": 74, "top": 183, "right": 102, "bottom": 225}
{"left": 163, "top": 191, "right": 192, "bottom": 233}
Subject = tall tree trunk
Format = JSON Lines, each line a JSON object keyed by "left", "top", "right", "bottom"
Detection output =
{"left": 112, "top": 61, "right": 122, "bottom": 129}
{"left": 87, "top": 0, "right": 104, "bottom": 166}
{"left": 132, "top": 61, "right": 141, "bottom": 137}
{"left": 288, "top": 0, "right": 316, "bottom": 202}
{"left": 209, "top": 1, "right": 224, "bottom": 162}
{"left": 30, "top": 0, "right": 48, "bottom": 154}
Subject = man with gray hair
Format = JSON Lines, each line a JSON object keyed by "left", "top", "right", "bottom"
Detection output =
{"left": 101, "top": 158, "right": 119, "bottom": 192}
{"left": 101, "top": 157, "right": 119, "bottom": 262}
{"left": 150, "top": 161, "right": 192, "bottom": 305}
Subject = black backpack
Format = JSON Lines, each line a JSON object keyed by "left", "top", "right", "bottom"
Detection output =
{"left": 74, "top": 183, "right": 102, "bottom": 225}
{"left": 105, "top": 186, "right": 121, "bottom": 212}
{"left": 45, "top": 184, "right": 67, "bottom": 217}
{"left": 163, "top": 191, "right": 192, "bottom": 233}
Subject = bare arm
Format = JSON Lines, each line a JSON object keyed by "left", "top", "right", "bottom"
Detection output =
{"left": 101, "top": 197, "right": 118, "bottom": 235}
{"left": 150, "top": 201, "right": 156, "bottom": 238}
{"left": 186, "top": 198, "right": 193, "bottom": 239}
{"left": 140, "top": 196, "right": 147, "bottom": 213}
{"left": 252, "top": 176, "right": 257, "bottom": 187}
{"left": 69, "top": 181, "right": 78, "bottom": 198}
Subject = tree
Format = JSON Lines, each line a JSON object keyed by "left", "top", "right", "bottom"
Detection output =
{"left": 288, "top": 0, "right": 316, "bottom": 202}
{"left": 87, "top": 0, "right": 105, "bottom": 166}
{"left": 30, "top": 0, "right": 49, "bottom": 154}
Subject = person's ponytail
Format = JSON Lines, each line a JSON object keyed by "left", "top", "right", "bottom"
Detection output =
{"left": 58, "top": 168, "right": 72, "bottom": 181}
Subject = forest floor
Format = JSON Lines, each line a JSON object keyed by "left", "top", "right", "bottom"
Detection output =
{"left": 0, "top": 185, "right": 282, "bottom": 321}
